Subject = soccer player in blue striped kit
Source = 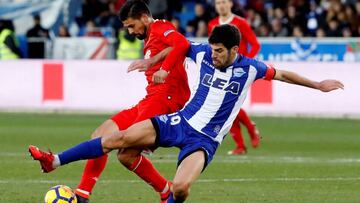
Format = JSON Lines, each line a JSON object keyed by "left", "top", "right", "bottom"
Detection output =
{"left": 30, "top": 24, "right": 344, "bottom": 202}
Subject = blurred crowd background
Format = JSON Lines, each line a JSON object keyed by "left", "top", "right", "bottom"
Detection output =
{"left": 1, "top": 0, "right": 360, "bottom": 59}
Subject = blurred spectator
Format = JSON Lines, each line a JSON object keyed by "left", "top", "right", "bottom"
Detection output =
{"left": 306, "top": 1, "right": 320, "bottom": 36}
{"left": 26, "top": 15, "right": 48, "bottom": 58}
{"left": 147, "top": 0, "right": 168, "bottom": 19}
{"left": 269, "top": 18, "right": 288, "bottom": 37}
{"left": 326, "top": 18, "right": 341, "bottom": 37}
{"left": 0, "top": 19, "right": 22, "bottom": 60}
{"left": 344, "top": 4, "right": 359, "bottom": 36}
{"left": 246, "top": 9, "right": 262, "bottom": 29}
{"left": 116, "top": 29, "right": 141, "bottom": 60}
{"left": 292, "top": 25, "right": 304, "bottom": 38}
{"left": 85, "top": 20, "right": 103, "bottom": 37}
{"left": 342, "top": 27, "right": 352, "bottom": 37}
{"left": 286, "top": 6, "right": 306, "bottom": 36}
{"left": 256, "top": 23, "right": 270, "bottom": 37}
{"left": 196, "top": 21, "right": 208, "bottom": 37}
{"left": 171, "top": 17, "right": 185, "bottom": 35}
{"left": 316, "top": 27, "right": 326, "bottom": 38}
{"left": 185, "top": 22, "right": 195, "bottom": 38}
{"left": 58, "top": 25, "right": 71, "bottom": 37}
{"left": 188, "top": 3, "right": 212, "bottom": 33}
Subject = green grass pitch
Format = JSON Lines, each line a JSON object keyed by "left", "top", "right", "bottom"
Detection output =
{"left": 0, "top": 112, "right": 359, "bottom": 202}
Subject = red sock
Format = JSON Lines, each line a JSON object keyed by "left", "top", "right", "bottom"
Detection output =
{"left": 129, "top": 155, "right": 168, "bottom": 192}
{"left": 76, "top": 154, "right": 108, "bottom": 198}
{"left": 238, "top": 109, "right": 256, "bottom": 139}
{"left": 230, "top": 116, "right": 245, "bottom": 149}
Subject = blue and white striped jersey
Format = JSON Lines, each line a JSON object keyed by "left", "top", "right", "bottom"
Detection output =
{"left": 180, "top": 42, "right": 274, "bottom": 144}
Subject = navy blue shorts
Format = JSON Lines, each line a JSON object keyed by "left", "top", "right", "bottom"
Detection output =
{"left": 151, "top": 112, "right": 219, "bottom": 170}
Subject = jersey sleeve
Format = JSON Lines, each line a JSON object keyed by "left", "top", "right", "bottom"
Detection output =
{"left": 253, "top": 60, "right": 276, "bottom": 81}
{"left": 186, "top": 41, "right": 208, "bottom": 62}
{"left": 152, "top": 21, "right": 190, "bottom": 72}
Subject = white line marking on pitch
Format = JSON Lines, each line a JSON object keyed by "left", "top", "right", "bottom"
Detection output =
{"left": 1, "top": 177, "right": 360, "bottom": 184}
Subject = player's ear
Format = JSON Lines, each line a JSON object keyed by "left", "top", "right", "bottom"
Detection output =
{"left": 231, "top": 46, "right": 239, "bottom": 54}
{"left": 140, "top": 13, "right": 150, "bottom": 24}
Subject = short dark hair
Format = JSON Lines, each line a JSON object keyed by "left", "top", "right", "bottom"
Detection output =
{"left": 208, "top": 24, "right": 241, "bottom": 50}
{"left": 119, "top": 0, "right": 151, "bottom": 21}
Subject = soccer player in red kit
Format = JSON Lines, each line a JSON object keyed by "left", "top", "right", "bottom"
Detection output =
{"left": 74, "top": 1, "right": 190, "bottom": 202}
{"left": 208, "top": 0, "right": 261, "bottom": 155}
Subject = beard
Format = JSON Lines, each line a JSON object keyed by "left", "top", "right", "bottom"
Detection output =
{"left": 135, "top": 26, "right": 147, "bottom": 40}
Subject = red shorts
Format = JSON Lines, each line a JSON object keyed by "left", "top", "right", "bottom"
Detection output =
{"left": 111, "top": 94, "right": 184, "bottom": 130}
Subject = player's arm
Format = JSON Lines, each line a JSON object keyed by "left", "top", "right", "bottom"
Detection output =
{"left": 273, "top": 69, "right": 344, "bottom": 92}
{"left": 152, "top": 28, "right": 190, "bottom": 83}
{"left": 158, "top": 31, "right": 190, "bottom": 72}
{"left": 127, "top": 47, "right": 172, "bottom": 72}
{"left": 239, "top": 21, "right": 260, "bottom": 58}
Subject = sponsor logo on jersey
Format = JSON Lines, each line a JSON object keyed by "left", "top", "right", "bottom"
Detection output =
{"left": 202, "top": 59, "right": 215, "bottom": 69}
{"left": 164, "top": 30, "right": 175, "bottom": 37}
{"left": 202, "top": 73, "right": 240, "bottom": 95}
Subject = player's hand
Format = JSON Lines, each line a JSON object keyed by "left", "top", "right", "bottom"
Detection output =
{"left": 152, "top": 69, "right": 169, "bottom": 84}
{"left": 317, "top": 80, "right": 344, "bottom": 92}
{"left": 127, "top": 59, "right": 153, "bottom": 73}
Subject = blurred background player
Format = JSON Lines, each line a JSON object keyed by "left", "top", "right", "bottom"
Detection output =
{"left": 74, "top": 1, "right": 190, "bottom": 202}
{"left": 208, "top": 0, "right": 261, "bottom": 155}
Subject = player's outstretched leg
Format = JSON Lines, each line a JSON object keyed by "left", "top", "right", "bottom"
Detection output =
{"left": 118, "top": 148, "right": 172, "bottom": 203}
{"left": 29, "top": 137, "right": 106, "bottom": 173}
{"left": 165, "top": 150, "right": 205, "bottom": 203}
{"left": 75, "top": 119, "right": 118, "bottom": 201}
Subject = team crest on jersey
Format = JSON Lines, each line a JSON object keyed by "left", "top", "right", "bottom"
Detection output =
{"left": 159, "top": 115, "right": 168, "bottom": 123}
{"left": 213, "top": 125, "right": 221, "bottom": 134}
{"left": 233, "top": 67, "right": 245, "bottom": 77}
{"left": 144, "top": 50, "right": 151, "bottom": 59}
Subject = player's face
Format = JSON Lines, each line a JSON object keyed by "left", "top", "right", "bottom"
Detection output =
{"left": 122, "top": 16, "right": 148, "bottom": 40}
{"left": 215, "top": 0, "right": 233, "bottom": 16}
{"left": 210, "top": 43, "right": 238, "bottom": 69}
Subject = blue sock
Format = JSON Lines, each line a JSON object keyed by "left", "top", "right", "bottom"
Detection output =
{"left": 167, "top": 192, "right": 184, "bottom": 203}
{"left": 58, "top": 137, "right": 104, "bottom": 165}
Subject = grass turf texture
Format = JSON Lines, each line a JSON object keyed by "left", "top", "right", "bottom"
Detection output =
{"left": 0, "top": 112, "right": 359, "bottom": 202}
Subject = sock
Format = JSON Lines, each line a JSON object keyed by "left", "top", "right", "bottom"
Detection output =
{"left": 230, "top": 116, "right": 245, "bottom": 149}
{"left": 76, "top": 154, "right": 109, "bottom": 198}
{"left": 238, "top": 109, "right": 257, "bottom": 139}
{"left": 53, "top": 155, "right": 61, "bottom": 168}
{"left": 129, "top": 155, "right": 168, "bottom": 192}
{"left": 58, "top": 137, "right": 104, "bottom": 165}
{"left": 167, "top": 192, "right": 184, "bottom": 203}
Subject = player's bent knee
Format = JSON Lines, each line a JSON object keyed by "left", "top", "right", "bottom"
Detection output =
{"left": 117, "top": 150, "right": 139, "bottom": 168}
{"left": 102, "top": 132, "right": 126, "bottom": 150}
{"left": 172, "top": 181, "right": 190, "bottom": 200}
{"left": 91, "top": 119, "right": 118, "bottom": 139}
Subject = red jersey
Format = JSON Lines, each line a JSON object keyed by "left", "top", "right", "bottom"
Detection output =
{"left": 143, "top": 20, "right": 190, "bottom": 105}
{"left": 208, "top": 15, "right": 260, "bottom": 58}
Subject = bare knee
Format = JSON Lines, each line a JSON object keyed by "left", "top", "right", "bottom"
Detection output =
{"left": 102, "top": 131, "right": 127, "bottom": 151}
{"left": 91, "top": 119, "right": 119, "bottom": 139}
{"left": 117, "top": 149, "right": 141, "bottom": 169}
{"left": 172, "top": 180, "right": 191, "bottom": 201}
